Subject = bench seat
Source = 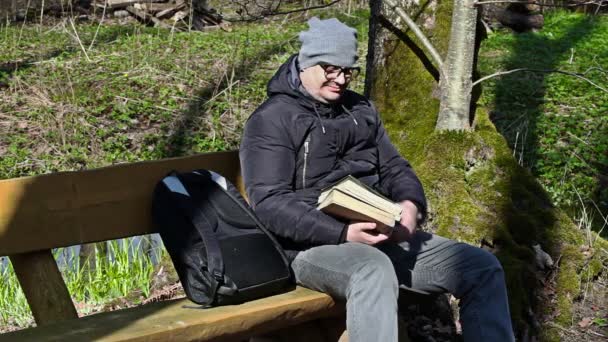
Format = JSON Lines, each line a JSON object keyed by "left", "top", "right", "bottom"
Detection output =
{"left": 0, "top": 287, "right": 342, "bottom": 342}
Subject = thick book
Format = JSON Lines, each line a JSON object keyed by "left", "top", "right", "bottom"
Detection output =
{"left": 317, "top": 176, "right": 402, "bottom": 233}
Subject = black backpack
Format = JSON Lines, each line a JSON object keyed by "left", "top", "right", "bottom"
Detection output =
{"left": 152, "top": 169, "right": 292, "bottom": 306}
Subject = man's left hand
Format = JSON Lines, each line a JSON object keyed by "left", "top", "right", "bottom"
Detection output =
{"left": 391, "top": 200, "right": 419, "bottom": 242}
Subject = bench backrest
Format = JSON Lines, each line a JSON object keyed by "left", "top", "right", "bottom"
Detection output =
{"left": 0, "top": 151, "right": 242, "bottom": 325}
{"left": 0, "top": 151, "right": 242, "bottom": 255}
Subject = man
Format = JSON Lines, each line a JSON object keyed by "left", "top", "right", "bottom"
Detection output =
{"left": 240, "top": 17, "right": 515, "bottom": 342}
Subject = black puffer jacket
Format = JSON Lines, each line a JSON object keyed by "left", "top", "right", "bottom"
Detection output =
{"left": 240, "top": 55, "right": 427, "bottom": 259}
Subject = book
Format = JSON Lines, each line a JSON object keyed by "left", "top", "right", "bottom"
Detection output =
{"left": 317, "top": 176, "right": 402, "bottom": 233}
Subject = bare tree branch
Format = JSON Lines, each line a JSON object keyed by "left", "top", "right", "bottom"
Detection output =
{"left": 384, "top": 0, "right": 444, "bottom": 69}
{"left": 582, "top": 66, "right": 608, "bottom": 75}
{"left": 472, "top": 68, "right": 608, "bottom": 93}
{"left": 223, "top": 0, "right": 343, "bottom": 22}
{"left": 473, "top": 0, "right": 607, "bottom": 7}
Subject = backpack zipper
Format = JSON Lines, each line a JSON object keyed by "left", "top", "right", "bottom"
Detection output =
{"left": 302, "top": 140, "right": 309, "bottom": 189}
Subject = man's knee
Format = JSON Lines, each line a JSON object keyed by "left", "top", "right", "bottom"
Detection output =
{"left": 464, "top": 246, "right": 506, "bottom": 291}
{"left": 347, "top": 244, "right": 398, "bottom": 296}
{"left": 455, "top": 243, "right": 503, "bottom": 272}
{"left": 448, "top": 245, "right": 507, "bottom": 300}
{"left": 477, "top": 247, "right": 504, "bottom": 274}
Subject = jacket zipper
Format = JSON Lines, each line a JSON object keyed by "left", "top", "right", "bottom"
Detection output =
{"left": 302, "top": 140, "right": 309, "bottom": 189}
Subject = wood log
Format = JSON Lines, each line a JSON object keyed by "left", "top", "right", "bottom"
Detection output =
{"left": 138, "top": 3, "right": 175, "bottom": 14}
{"left": 155, "top": 2, "right": 186, "bottom": 19}
{"left": 126, "top": 5, "right": 172, "bottom": 29}
{"left": 170, "top": 10, "right": 187, "bottom": 22}
{"left": 94, "top": 0, "right": 166, "bottom": 10}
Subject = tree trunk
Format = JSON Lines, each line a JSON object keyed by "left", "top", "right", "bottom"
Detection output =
{"left": 436, "top": 0, "right": 477, "bottom": 131}
{"left": 366, "top": 0, "right": 608, "bottom": 340}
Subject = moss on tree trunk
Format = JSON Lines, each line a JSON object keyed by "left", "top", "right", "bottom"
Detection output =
{"left": 366, "top": 0, "right": 607, "bottom": 340}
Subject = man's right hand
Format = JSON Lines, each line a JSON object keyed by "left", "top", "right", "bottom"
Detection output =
{"left": 345, "top": 222, "right": 391, "bottom": 245}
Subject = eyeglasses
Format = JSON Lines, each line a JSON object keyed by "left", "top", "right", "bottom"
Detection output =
{"left": 321, "top": 65, "right": 361, "bottom": 81}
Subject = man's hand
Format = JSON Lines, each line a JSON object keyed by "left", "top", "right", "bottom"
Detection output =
{"left": 346, "top": 222, "right": 391, "bottom": 245}
{"left": 391, "top": 200, "right": 419, "bottom": 242}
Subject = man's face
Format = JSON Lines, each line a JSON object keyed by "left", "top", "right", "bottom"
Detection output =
{"left": 300, "top": 65, "right": 355, "bottom": 104}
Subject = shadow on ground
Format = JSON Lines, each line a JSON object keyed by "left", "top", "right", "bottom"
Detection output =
{"left": 487, "top": 15, "right": 606, "bottom": 228}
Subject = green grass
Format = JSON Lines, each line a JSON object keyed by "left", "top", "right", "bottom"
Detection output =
{"left": 478, "top": 10, "right": 608, "bottom": 231}
{"left": 0, "top": 23, "right": 299, "bottom": 176}
{"left": 0, "top": 259, "right": 31, "bottom": 329}
{"left": 64, "top": 238, "right": 157, "bottom": 307}
{"left": 0, "top": 10, "right": 369, "bottom": 179}
{"left": 0, "top": 237, "right": 161, "bottom": 330}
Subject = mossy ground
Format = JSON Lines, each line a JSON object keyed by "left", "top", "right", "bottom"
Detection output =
{"left": 369, "top": 4, "right": 607, "bottom": 341}
{"left": 387, "top": 103, "right": 605, "bottom": 340}
{"left": 412, "top": 110, "right": 596, "bottom": 336}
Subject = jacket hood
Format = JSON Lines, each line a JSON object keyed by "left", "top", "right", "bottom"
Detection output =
{"left": 267, "top": 54, "right": 303, "bottom": 99}
{"left": 266, "top": 54, "right": 350, "bottom": 118}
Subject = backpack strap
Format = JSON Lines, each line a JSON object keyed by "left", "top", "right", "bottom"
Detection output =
{"left": 162, "top": 173, "right": 225, "bottom": 288}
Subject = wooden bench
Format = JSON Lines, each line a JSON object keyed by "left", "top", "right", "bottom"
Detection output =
{"left": 0, "top": 151, "right": 345, "bottom": 341}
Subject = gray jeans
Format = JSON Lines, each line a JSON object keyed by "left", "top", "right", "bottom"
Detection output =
{"left": 291, "top": 232, "right": 515, "bottom": 342}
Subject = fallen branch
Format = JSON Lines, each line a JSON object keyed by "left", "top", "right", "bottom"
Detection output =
{"left": 384, "top": 0, "right": 444, "bottom": 69}
{"left": 472, "top": 68, "right": 608, "bottom": 93}
{"left": 586, "top": 329, "right": 606, "bottom": 338}
{"left": 142, "top": 282, "right": 185, "bottom": 305}
{"left": 125, "top": 6, "right": 172, "bottom": 29}
{"left": 474, "top": 0, "right": 607, "bottom": 7}
{"left": 136, "top": 3, "right": 177, "bottom": 14}
{"left": 223, "top": 0, "right": 343, "bottom": 22}
{"left": 95, "top": 0, "right": 166, "bottom": 10}
{"left": 155, "top": 3, "right": 186, "bottom": 19}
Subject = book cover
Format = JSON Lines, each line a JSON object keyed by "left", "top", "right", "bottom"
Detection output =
{"left": 317, "top": 176, "right": 402, "bottom": 234}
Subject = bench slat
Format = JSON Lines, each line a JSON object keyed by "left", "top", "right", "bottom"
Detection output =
{"left": 10, "top": 250, "right": 78, "bottom": 325}
{"left": 0, "top": 151, "right": 241, "bottom": 255}
{"left": 0, "top": 287, "right": 343, "bottom": 342}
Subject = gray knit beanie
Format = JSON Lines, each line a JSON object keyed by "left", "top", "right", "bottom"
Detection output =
{"left": 298, "top": 17, "right": 358, "bottom": 70}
